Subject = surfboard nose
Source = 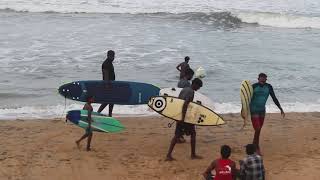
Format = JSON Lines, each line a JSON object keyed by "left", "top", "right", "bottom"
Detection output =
{"left": 58, "top": 82, "right": 83, "bottom": 100}
{"left": 148, "top": 96, "right": 155, "bottom": 107}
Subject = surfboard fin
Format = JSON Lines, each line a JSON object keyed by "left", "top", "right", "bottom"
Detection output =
{"left": 196, "top": 100, "right": 202, "bottom": 105}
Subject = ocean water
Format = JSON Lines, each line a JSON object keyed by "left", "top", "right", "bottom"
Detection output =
{"left": 0, "top": 0, "right": 319, "bottom": 119}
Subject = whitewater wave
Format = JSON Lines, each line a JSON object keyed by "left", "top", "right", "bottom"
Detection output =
{"left": 0, "top": 102, "right": 319, "bottom": 120}
{"left": 1, "top": 5, "right": 320, "bottom": 29}
{"left": 235, "top": 11, "right": 320, "bottom": 29}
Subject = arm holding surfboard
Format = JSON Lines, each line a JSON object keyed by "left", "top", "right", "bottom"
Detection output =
{"left": 181, "top": 97, "right": 192, "bottom": 122}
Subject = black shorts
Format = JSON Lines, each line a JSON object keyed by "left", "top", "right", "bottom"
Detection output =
{"left": 175, "top": 121, "right": 195, "bottom": 136}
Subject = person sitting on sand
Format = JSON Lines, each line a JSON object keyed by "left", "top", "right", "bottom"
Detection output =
{"left": 203, "top": 145, "right": 237, "bottom": 180}
{"left": 166, "top": 78, "right": 203, "bottom": 161}
{"left": 76, "top": 96, "right": 94, "bottom": 151}
{"left": 176, "top": 68, "right": 195, "bottom": 144}
{"left": 176, "top": 56, "right": 191, "bottom": 79}
{"left": 239, "top": 144, "right": 265, "bottom": 180}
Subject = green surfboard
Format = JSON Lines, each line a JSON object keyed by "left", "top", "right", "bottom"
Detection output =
{"left": 66, "top": 110, "right": 125, "bottom": 133}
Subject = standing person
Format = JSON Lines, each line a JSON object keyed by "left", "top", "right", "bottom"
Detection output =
{"left": 240, "top": 144, "right": 265, "bottom": 180}
{"left": 177, "top": 68, "right": 194, "bottom": 88}
{"left": 176, "top": 56, "right": 190, "bottom": 79}
{"left": 98, "top": 50, "right": 115, "bottom": 116}
{"left": 165, "top": 78, "right": 203, "bottom": 161}
{"left": 250, "top": 73, "right": 285, "bottom": 155}
{"left": 203, "top": 145, "right": 237, "bottom": 180}
{"left": 75, "top": 96, "right": 94, "bottom": 151}
{"left": 176, "top": 68, "right": 194, "bottom": 143}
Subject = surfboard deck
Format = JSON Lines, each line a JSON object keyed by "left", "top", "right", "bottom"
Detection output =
{"left": 59, "top": 80, "right": 160, "bottom": 105}
{"left": 240, "top": 80, "right": 253, "bottom": 127}
{"left": 148, "top": 96, "right": 224, "bottom": 126}
{"left": 159, "top": 87, "right": 215, "bottom": 110}
{"left": 66, "top": 110, "right": 125, "bottom": 133}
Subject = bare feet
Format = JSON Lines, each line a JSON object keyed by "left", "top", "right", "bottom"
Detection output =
{"left": 191, "top": 155, "right": 203, "bottom": 160}
{"left": 165, "top": 156, "right": 176, "bottom": 161}
{"left": 86, "top": 147, "right": 91, "bottom": 151}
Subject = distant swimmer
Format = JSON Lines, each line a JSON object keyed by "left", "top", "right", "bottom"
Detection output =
{"left": 250, "top": 73, "right": 285, "bottom": 155}
{"left": 76, "top": 96, "right": 94, "bottom": 151}
{"left": 98, "top": 50, "right": 116, "bottom": 117}
{"left": 176, "top": 56, "right": 191, "bottom": 79}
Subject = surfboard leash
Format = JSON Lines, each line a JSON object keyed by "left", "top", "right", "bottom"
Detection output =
{"left": 168, "top": 121, "right": 175, "bottom": 128}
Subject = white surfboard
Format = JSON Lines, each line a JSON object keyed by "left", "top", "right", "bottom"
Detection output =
{"left": 160, "top": 87, "right": 215, "bottom": 110}
{"left": 148, "top": 96, "right": 224, "bottom": 126}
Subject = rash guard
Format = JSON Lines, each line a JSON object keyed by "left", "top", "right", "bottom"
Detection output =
{"left": 250, "top": 83, "right": 282, "bottom": 114}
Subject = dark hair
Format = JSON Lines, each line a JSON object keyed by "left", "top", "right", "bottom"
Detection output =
{"left": 258, "top": 73, "right": 267, "bottom": 78}
{"left": 245, "top": 144, "right": 256, "bottom": 155}
{"left": 221, "top": 145, "right": 231, "bottom": 159}
{"left": 185, "top": 68, "right": 194, "bottom": 76}
{"left": 192, "top": 78, "right": 203, "bottom": 87}
{"left": 86, "top": 95, "right": 94, "bottom": 102}
{"left": 107, "top": 50, "right": 115, "bottom": 57}
{"left": 185, "top": 56, "right": 190, "bottom": 61}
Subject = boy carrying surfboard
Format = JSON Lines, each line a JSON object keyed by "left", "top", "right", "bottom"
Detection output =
{"left": 166, "top": 78, "right": 203, "bottom": 161}
{"left": 250, "top": 73, "right": 285, "bottom": 155}
{"left": 76, "top": 96, "right": 94, "bottom": 151}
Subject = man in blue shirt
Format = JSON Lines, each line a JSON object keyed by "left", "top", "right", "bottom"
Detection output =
{"left": 250, "top": 73, "right": 285, "bottom": 155}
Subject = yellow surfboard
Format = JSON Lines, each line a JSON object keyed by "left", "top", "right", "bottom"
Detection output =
{"left": 240, "top": 80, "right": 253, "bottom": 128}
{"left": 148, "top": 96, "right": 224, "bottom": 126}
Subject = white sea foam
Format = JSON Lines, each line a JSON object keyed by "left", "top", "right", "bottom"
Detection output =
{"left": 1, "top": 0, "right": 320, "bottom": 29}
{"left": 235, "top": 11, "right": 320, "bottom": 29}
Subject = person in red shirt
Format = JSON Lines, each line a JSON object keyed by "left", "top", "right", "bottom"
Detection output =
{"left": 203, "top": 145, "right": 237, "bottom": 180}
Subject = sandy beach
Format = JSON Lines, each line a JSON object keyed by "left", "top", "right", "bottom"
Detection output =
{"left": 1, "top": 112, "right": 320, "bottom": 180}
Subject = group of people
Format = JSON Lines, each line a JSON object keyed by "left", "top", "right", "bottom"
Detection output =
{"left": 74, "top": 50, "right": 285, "bottom": 180}
{"left": 203, "top": 144, "right": 265, "bottom": 180}
{"left": 174, "top": 56, "right": 284, "bottom": 180}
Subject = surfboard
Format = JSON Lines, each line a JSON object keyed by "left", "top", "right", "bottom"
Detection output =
{"left": 195, "top": 66, "right": 206, "bottom": 79}
{"left": 159, "top": 87, "right": 215, "bottom": 110}
{"left": 66, "top": 110, "right": 125, "bottom": 133}
{"left": 148, "top": 96, "right": 224, "bottom": 126}
{"left": 59, "top": 80, "right": 160, "bottom": 105}
{"left": 240, "top": 80, "right": 253, "bottom": 128}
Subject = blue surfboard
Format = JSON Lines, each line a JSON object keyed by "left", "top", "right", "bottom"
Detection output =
{"left": 59, "top": 80, "right": 160, "bottom": 105}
